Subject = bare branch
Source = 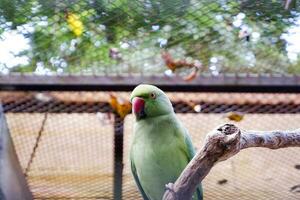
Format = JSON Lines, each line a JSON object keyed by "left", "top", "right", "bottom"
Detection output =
{"left": 163, "top": 124, "right": 300, "bottom": 200}
{"left": 241, "top": 130, "right": 300, "bottom": 149}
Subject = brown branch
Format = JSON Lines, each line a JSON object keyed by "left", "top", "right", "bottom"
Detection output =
{"left": 241, "top": 129, "right": 300, "bottom": 149}
{"left": 163, "top": 124, "right": 300, "bottom": 200}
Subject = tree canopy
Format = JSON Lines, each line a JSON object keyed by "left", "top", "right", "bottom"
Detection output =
{"left": 0, "top": 0, "right": 299, "bottom": 76}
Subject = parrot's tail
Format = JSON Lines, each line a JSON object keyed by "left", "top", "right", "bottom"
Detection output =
{"left": 196, "top": 184, "right": 203, "bottom": 200}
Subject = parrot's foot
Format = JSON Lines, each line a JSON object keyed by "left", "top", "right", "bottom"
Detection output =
{"left": 163, "top": 183, "right": 178, "bottom": 199}
{"left": 165, "top": 183, "right": 175, "bottom": 192}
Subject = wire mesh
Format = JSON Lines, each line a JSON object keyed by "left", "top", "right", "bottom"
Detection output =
{"left": 1, "top": 91, "right": 300, "bottom": 199}
{"left": 1, "top": 0, "right": 300, "bottom": 199}
{"left": 123, "top": 114, "right": 300, "bottom": 200}
{"left": 0, "top": 0, "right": 300, "bottom": 76}
{"left": 5, "top": 112, "right": 115, "bottom": 199}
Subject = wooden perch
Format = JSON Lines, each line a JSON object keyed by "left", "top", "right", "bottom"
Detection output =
{"left": 163, "top": 124, "right": 300, "bottom": 200}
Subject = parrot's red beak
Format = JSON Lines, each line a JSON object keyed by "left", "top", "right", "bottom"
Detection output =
{"left": 132, "top": 97, "right": 146, "bottom": 119}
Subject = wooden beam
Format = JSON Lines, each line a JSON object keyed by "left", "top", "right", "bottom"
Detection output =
{"left": 1, "top": 74, "right": 300, "bottom": 92}
{"left": 0, "top": 105, "right": 33, "bottom": 200}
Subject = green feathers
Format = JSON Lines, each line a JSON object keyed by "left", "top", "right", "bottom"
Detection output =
{"left": 130, "top": 84, "right": 203, "bottom": 200}
{"left": 130, "top": 84, "right": 173, "bottom": 120}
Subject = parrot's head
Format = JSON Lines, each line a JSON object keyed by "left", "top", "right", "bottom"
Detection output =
{"left": 130, "top": 84, "right": 174, "bottom": 120}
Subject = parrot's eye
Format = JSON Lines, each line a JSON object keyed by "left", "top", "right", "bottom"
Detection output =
{"left": 149, "top": 92, "right": 156, "bottom": 99}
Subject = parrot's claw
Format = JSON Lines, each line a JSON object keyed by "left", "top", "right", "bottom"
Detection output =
{"left": 165, "top": 183, "right": 175, "bottom": 192}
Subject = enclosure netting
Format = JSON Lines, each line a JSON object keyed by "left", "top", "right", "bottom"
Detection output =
{"left": 1, "top": 0, "right": 300, "bottom": 75}
{"left": 1, "top": 91, "right": 300, "bottom": 200}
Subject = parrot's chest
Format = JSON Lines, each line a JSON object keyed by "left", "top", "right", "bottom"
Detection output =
{"left": 133, "top": 135, "right": 185, "bottom": 172}
{"left": 132, "top": 122, "right": 188, "bottom": 200}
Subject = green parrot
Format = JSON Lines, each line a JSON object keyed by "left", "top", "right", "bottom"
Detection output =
{"left": 130, "top": 84, "right": 203, "bottom": 200}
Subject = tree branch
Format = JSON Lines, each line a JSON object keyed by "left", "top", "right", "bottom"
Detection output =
{"left": 163, "top": 124, "right": 300, "bottom": 200}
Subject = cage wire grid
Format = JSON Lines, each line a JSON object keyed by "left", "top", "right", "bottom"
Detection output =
{"left": 1, "top": 1, "right": 300, "bottom": 199}
{"left": 1, "top": 91, "right": 300, "bottom": 200}
{"left": 0, "top": 0, "right": 300, "bottom": 75}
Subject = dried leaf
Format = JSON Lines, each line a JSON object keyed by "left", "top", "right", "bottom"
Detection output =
{"left": 224, "top": 111, "right": 244, "bottom": 122}
{"left": 109, "top": 93, "right": 131, "bottom": 119}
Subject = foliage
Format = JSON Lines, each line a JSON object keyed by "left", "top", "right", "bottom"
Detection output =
{"left": 0, "top": 0, "right": 299, "bottom": 75}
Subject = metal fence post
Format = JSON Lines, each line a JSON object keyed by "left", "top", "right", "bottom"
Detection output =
{"left": 113, "top": 114, "right": 124, "bottom": 200}
{"left": 0, "top": 104, "right": 33, "bottom": 200}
